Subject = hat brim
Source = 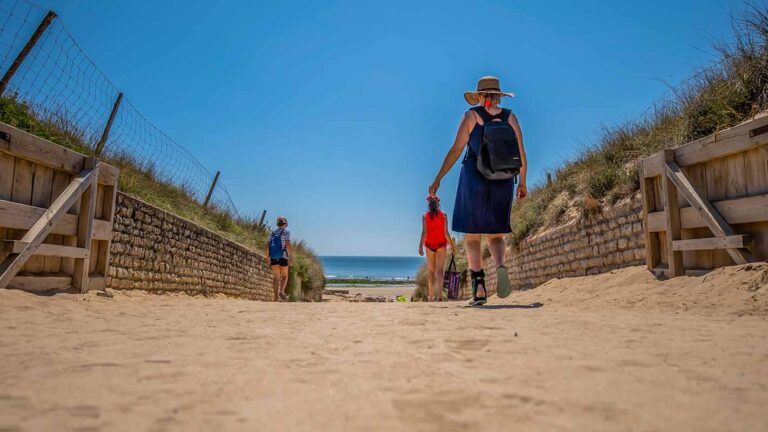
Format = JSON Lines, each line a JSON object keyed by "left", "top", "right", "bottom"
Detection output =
{"left": 464, "top": 90, "right": 515, "bottom": 105}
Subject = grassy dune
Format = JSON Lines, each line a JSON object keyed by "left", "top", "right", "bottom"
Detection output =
{"left": 0, "top": 96, "right": 324, "bottom": 295}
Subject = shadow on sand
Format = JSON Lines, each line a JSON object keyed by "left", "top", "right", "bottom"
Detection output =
{"left": 469, "top": 302, "right": 544, "bottom": 310}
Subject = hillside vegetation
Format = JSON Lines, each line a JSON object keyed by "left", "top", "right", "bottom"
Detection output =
{"left": 0, "top": 96, "right": 324, "bottom": 295}
{"left": 416, "top": 4, "right": 768, "bottom": 296}
{"left": 510, "top": 5, "right": 768, "bottom": 245}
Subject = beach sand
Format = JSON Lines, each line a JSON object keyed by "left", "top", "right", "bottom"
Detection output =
{"left": 1, "top": 263, "right": 767, "bottom": 431}
{"left": 325, "top": 285, "right": 415, "bottom": 300}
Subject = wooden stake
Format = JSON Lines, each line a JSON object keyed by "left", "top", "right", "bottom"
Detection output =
{"left": 0, "top": 11, "right": 57, "bottom": 96}
{"left": 203, "top": 171, "right": 220, "bottom": 208}
{"left": 94, "top": 92, "right": 123, "bottom": 156}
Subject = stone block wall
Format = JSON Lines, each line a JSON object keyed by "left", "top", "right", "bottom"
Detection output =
{"left": 106, "top": 193, "right": 274, "bottom": 301}
{"left": 478, "top": 195, "right": 646, "bottom": 297}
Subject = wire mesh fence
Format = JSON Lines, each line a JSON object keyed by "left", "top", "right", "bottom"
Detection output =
{"left": 0, "top": 0, "right": 239, "bottom": 215}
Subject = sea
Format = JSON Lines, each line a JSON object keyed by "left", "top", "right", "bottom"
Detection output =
{"left": 320, "top": 256, "right": 424, "bottom": 281}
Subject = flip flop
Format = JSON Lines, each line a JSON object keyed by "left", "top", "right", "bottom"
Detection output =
{"left": 496, "top": 265, "right": 512, "bottom": 298}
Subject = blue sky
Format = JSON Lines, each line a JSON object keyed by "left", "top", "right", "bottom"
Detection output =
{"left": 35, "top": 0, "right": 746, "bottom": 256}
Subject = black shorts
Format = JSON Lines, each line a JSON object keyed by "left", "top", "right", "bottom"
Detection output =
{"left": 270, "top": 258, "right": 289, "bottom": 267}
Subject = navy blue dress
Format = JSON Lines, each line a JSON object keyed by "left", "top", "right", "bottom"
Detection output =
{"left": 452, "top": 107, "right": 516, "bottom": 234}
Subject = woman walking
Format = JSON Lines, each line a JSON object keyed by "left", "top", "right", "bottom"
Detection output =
{"left": 418, "top": 195, "right": 457, "bottom": 302}
{"left": 429, "top": 76, "right": 528, "bottom": 306}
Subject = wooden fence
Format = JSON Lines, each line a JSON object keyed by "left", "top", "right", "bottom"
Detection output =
{"left": 0, "top": 122, "right": 119, "bottom": 292}
{"left": 640, "top": 113, "right": 768, "bottom": 278}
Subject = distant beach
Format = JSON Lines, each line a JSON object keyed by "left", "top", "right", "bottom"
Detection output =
{"left": 321, "top": 256, "right": 423, "bottom": 283}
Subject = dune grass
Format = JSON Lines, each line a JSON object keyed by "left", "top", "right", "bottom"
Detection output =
{"left": 509, "top": 4, "right": 768, "bottom": 245}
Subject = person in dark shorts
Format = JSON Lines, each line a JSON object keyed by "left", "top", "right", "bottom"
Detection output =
{"left": 265, "top": 216, "right": 292, "bottom": 301}
{"left": 429, "top": 76, "right": 528, "bottom": 306}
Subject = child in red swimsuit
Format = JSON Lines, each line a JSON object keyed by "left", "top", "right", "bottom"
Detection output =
{"left": 419, "top": 195, "right": 457, "bottom": 301}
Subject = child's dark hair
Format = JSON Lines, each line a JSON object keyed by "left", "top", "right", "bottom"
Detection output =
{"left": 428, "top": 197, "right": 440, "bottom": 217}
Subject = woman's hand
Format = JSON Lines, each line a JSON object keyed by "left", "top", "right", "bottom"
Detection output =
{"left": 418, "top": 247, "right": 424, "bottom": 256}
{"left": 429, "top": 179, "right": 440, "bottom": 195}
{"left": 516, "top": 183, "right": 527, "bottom": 200}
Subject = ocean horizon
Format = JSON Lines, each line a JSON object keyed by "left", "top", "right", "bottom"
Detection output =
{"left": 320, "top": 256, "right": 424, "bottom": 280}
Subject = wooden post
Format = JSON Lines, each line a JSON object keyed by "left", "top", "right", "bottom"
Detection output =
{"left": 639, "top": 165, "right": 659, "bottom": 270}
{"left": 203, "top": 171, "right": 220, "bottom": 207}
{"left": 0, "top": 11, "right": 57, "bottom": 96}
{"left": 94, "top": 92, "right": 123, "bottom": 156}
{"left": 258, "top": 210, "right": 267, "bottom": 227}
{"left": 546, "top": 173, "right": 552, "bottom": 187}
{"left": 72, "top": 158, "right": 98, "bottom": 293}
{"left": 661, "top": 150, "right": 684, "bottom": 277}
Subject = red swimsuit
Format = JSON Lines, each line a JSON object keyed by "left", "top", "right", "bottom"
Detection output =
{"left": 424, "top": 212, "right": 448, "bottom": 251}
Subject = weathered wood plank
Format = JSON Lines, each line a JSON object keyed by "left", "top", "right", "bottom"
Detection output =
{"left": 0, "top": 199, "right": 111, "bottom": 240}
{"left": 46, "top": 171, "right": 71, "bottom": 274}
{"left": 661, "top": 151, "right": 684, "bottom": 276}
{"left": 0, "top": 165, "right": 99, "bottom": 289}
{"left": 72, "top": 160, "right": 98, "bottom": 293}
{"left": 639, "top": 174, "right": 659, "bottom": 270}
{"left": 7, "top": 276, "right": 71, "bottom": 291}
{"left": 668, "top": 158, "right": 750, "bottom": 264}
{"left": 0, "top": 240, "right": 89, "bottom": 258}
{"left": 672, "top": 235, "right": 752, "bottom": 251}
{"left": 0, "top": 152, "right": 14, "bottom": 263}
{"left": 674, "top": 114, "right": 768, "bottom": 167}
{"left": 27, "top": 165, "right": 54, "bottom": 273}
{"left": 647, "top": 194, "right": 768, "bottom": 232}
{"left": 88, "top": 276, "right": 105, "bottom": 292}
{"left": 0, "top": 122, "right": 83, "bottom": 174}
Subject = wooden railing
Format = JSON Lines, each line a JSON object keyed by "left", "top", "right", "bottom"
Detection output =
{"left": 0, "top": 122, "right": 119, "bottom": 292}
{"left": 640, "top": 113, "right": 768, "bottom": 278}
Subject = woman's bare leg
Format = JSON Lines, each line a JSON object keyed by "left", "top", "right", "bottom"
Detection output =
{"left": 279, "top": 266, "right": 290, "bottom": 297}
{"left": 487, "top": 234, "right": 506, "bottom": 267}
{"left": 426, "top": 248, "right": 436, "bottom": 301}
{"left": 464, "top": 234, "right": 482, "bottom": 271}
{"left": 434, "top": 247, "right": 447, "bottom": 301}
{"left": 271, "top": 266, "right": 281, "bottom": 301}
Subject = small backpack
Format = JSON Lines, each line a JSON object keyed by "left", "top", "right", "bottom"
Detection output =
{"left": 268, "top": 229, "right": 286, "bottom": 259}
{"left": 472, "top": 107, "right": 522, "bottom": 181}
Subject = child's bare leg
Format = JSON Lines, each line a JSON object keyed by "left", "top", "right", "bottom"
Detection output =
{"left": 426, "top": 248, "right": 436, "bottom": 301}
{"left": 434, "top": 247, "right": 447, "bottom": 301}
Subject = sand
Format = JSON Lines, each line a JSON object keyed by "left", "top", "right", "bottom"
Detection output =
{"left": 1, "top": 263, "right": 767, "bottom": 431}
{"left": 325, "top": 285, "right": 415, "bottom": 300}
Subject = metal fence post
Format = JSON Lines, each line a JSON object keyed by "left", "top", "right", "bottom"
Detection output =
{"left": 94, "top": 92, "right": 123, "bottom": 156}
{"left": 0, "top": 10, "right": 57, "bottom": 96}
{"left": 203, "top": 171, "right": 220, "bottom": 207}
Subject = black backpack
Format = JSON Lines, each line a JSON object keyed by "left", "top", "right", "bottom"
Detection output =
{"left": 470, "top": 107, "right": 522, "bottom": 181}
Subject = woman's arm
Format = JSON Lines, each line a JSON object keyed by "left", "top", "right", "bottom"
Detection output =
{"left": 286, "top": 241, "right": 293, "bottom": 265}
{"left": 444, "top": 213, "right": 457, "bottom": 252}
{"left": 418, "top": 215, "right": 426, "bottom": 256}
{"left": 429, "top": 111, "right": 475, "bottom": 195}
{"left": 509, "top": 112, "right": 528, "bottom": 199}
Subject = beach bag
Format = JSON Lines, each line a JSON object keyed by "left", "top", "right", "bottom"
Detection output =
{"left": 268, "top": 229, "right": 285, "bottom": 259}
{"left": 443, "top": 255, "right": 461, "bottom": 300}
{"left": 476, "top": 108, "right": 522, "bottom": 181}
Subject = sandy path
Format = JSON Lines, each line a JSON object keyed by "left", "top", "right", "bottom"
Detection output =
{"left": 1, "top": 264, "right": 767, "bottom": 431}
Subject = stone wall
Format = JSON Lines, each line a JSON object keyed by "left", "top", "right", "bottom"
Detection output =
{"left": 106, "top": 193, "right": 274, "bottom": 301}
{"left": 477, "top": 195, "right": 646, "bottom": 298}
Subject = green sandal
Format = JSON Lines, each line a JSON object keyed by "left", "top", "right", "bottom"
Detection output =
{"left": 496, "top": 265, "right": 512, "bottom": 298}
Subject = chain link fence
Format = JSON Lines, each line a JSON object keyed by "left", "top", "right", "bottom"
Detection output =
{"left": 0, "top": 0, "right": 239, "bottom": 214}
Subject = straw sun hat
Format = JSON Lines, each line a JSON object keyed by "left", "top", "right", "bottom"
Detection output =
{"left": 464, "top": 76, "right": 515, "bottom": 105}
